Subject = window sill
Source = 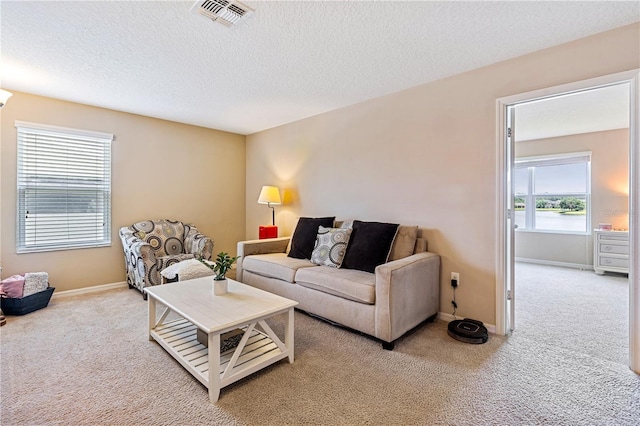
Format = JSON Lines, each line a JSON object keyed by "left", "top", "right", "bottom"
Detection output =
{"left": 17, "top": 242, "right": 112, "bottom": 254}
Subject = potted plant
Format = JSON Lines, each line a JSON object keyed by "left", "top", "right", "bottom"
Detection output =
{"left": 200, "top": 252, "right": 238, "bottom": 295}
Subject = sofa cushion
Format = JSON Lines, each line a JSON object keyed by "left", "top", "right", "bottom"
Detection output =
{"left": 288, "top": 217, "right": 335, "bottom": 259}
{"left": 337, "top": 220, "right": 354, "bottom": 229}
{"left": 243, "top": 253, "right": 318, "bottom": 283}
{"left": 342, "top": 220, "right": 399, "bottom": 273}
{"left": 296, "top": 266, "right": 376, "bottom": 304}
{"left": 310, "top": 226, "right": 352, "bottom": 268}
{"left": 389, "top": 225, "right": 419, "bottom": 261}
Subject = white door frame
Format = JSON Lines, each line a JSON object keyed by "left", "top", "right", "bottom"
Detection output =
{"left": 495, "top": 69, "right": 640, "bottom": 373}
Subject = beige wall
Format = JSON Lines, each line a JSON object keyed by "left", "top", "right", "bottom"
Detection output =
{"left": 515, "top": 129, "right": 629, "bottom": 265}
{"left": 245, "top": 23, "right": 640, "bottom": 325}
{"left": 1, "top": 92, "right": 246, "bottom": 292}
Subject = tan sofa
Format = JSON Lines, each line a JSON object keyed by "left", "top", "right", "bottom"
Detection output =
{"left": 236, "top": 225, "right": 440, "bottom": 349}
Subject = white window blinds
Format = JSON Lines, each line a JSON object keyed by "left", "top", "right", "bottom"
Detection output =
{"left": 16, "top": 121, "right": 113, "bottom": 253}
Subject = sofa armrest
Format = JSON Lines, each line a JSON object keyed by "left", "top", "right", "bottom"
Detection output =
{"left": 237, "top": 237, "right": 291, "bottom": 257}
{"left": 236, "top": 237, "right": 291, "bottom": 282}
{"left": 374, "top": 252, "right": 441, "bottom": 342}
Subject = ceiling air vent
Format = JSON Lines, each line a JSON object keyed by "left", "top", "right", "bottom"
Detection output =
{"left": 190, "top": 0, "right": 254, "bottom": 27}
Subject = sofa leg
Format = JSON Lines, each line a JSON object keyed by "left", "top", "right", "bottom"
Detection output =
{"left": 143, "top": 292, "right": 148, "bottom": 301}
{"left": 382, "top": 341, "right": 395, "bottom": 351}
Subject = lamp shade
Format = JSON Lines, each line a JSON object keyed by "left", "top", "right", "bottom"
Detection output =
{"left": 0, "top": 89, "right": 13, "bottom": 108}
{"left": 257, "top": 186, "right": 281, "bottom": 205}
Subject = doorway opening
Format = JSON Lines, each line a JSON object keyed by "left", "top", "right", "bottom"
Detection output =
{"left": 513, "top": 85, "right": 629, "bottom": 365}
{"left": 495, "top": 70, "right": 640, "bottom": 373}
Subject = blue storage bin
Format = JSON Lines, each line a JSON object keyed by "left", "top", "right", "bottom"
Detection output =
{"left": 1, "top": 287, "right": 55, "bottom": 315}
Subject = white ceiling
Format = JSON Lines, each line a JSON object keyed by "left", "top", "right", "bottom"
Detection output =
{"left": 515, "top": 83, "right": 630, "bottom": 142}
{"left": 1, "top": 1, "right": 638, "bottom": 136}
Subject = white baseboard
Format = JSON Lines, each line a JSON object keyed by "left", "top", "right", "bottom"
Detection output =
{"left": 52, "top": 284, "right": 500, "bottom": 335}
{"left": 52, "top": 281, "right": 128, "bottom": 299}
{"left": 515, "top": 257, "right": 592, "bottom": 270}
{"left": 438, "top": 312, "right": 496, "bottom": 335}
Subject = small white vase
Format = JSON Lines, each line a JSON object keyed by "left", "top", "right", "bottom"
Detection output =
{"left": 213, "top": 279, "right": 228, "bottom": 295}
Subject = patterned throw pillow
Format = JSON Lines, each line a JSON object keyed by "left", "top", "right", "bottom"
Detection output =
{"left": 310, "top": 226, "right": 352, "bottom": 268}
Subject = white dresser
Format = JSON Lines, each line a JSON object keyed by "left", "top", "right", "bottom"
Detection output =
{"left": 593, "top": 229, "right": 629, "bottom": 275}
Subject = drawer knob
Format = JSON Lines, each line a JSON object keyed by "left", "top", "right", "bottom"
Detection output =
{"left": 603, "top": 245, "right": 612, "bottom": 251}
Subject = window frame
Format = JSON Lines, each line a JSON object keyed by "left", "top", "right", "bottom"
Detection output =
{"left": 514, "top": 151, "right": 592, "bottom": 235}
{"left": 15, "top": 121, "right": 113, "bottom": 253}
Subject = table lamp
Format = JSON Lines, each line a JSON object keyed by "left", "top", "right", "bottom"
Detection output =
{"left": 257, "top": 185, "right": 281, "bottom": 238}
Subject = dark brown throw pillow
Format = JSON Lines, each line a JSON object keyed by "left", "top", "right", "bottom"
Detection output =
{"left": 288, "top": 217, "right": 336, "bottom": 259}
{"left": 341, "top": 220, "right": 399, "bottom": 273}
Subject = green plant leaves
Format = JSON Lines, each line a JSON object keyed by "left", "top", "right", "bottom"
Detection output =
{"left": 200, "top": 251, "right": 238, "bottom": 280}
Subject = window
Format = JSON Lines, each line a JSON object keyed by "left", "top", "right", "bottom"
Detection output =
{"left": 514, "top": 152, "right": 591, "bottom": 234}
{"left": 16, "top": 121, "right": 113, "bottom": 253}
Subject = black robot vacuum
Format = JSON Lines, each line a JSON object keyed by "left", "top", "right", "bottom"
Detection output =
{"left": 448, "top": 318, "right": 488, "bottom": 344}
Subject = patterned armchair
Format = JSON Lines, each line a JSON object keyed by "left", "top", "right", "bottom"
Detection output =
{"left": 119, "top": 219, "right": 213, "bottom": 299}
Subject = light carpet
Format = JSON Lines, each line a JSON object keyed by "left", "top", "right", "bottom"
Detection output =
{"left": 1, "top": 275, "right": 639, "bottom": 425}
{"left": 515, "top": 262, "right": 629, "bottom": 366}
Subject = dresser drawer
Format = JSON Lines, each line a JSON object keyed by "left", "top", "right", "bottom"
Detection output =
{"left": 597, "top": 256, "right": 629, "bottom": 269}
{"left": 598, "top": 233, "right": 629, "bottom": 244}
{"left": 593, "top": 230, "right": 629, "bottom": 274}
{"left": 598, "top": 243, "right": 629, "bottom": 255}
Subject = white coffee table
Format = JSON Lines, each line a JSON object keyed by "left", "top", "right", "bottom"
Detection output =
{"left": 145, "top": 277, "right": 297, "bottom": 403}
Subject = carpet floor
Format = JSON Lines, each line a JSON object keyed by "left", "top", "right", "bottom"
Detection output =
{"left": 1, "top": 270, "right": 639, "bottom": 425}
{"left": 515, "top": 262, "right": 629, "bottom": 366}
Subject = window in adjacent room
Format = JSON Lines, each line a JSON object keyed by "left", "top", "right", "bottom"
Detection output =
{"left": 514, "top": 152, "right": 591, "bottom": 234}
{"left": 16, "top": 121, "right": 113, "bottom": 253}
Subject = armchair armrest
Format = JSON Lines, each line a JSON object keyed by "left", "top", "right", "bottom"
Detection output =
{"left": 374, "top": 252, "right": 441, "bottom": 342}
{"left": 119, "top": 228, "right": 158, "bottom": 286}
{"left": 236, "top": 237, "right": 291, "bottom": 282}
{"left": 184, "top": 224, "right": 214, "bottom": 260}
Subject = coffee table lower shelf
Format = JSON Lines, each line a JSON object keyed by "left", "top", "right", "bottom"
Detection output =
{"left": 150, "top": 318, "right": 290, "bottom": 401}
{"left": 145, "top": 278, "right": 297, "bottom": 403}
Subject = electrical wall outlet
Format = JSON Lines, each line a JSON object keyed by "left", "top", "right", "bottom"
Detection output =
{"left": 451, "top": 272, "right": 459, "bottom": 286}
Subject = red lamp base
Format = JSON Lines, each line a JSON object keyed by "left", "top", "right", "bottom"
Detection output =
{"left": 259, "top": 225, "right": 278, "bottom": 239}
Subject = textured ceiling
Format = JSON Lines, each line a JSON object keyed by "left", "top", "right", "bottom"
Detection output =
{"left": 1, "top": 1, "right": 639, "bottom": 135}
